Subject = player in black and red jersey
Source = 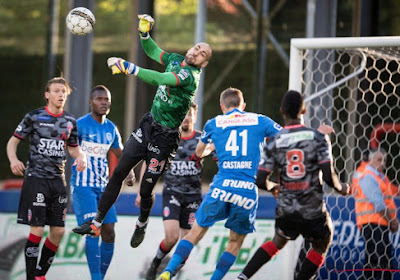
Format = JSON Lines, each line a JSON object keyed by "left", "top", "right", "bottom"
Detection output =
{"left": 236, "top": 90, "right": 349, "bottom": 280}
{"left": 138, "top": 103, "right": 215, "bottom": 280}
{"left": 6, "top": 77, "right": 87, "bottom": 280}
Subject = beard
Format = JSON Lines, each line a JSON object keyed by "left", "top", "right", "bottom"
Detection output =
{"left": 184, "top": 55, "right": 197, "bottom": 67}
{"left": 181, "top": 123, "right": 189, "bottom": 132}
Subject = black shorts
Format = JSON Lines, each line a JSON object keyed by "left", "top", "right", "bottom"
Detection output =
{"left": 18, "top": 176, "right": 68, "bottom": 227}
{"left": 162, "top": 186, "right": 202, "bottom": 229}
{"left": 127, "top": 112, "right": 180, "bottom": 175}
{"left": 275, "top": 213, "right": 332, "bottom": 243}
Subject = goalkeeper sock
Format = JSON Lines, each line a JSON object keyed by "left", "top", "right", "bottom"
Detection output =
{"left": 296, "top": 249, "right": 324, "bottom": 280}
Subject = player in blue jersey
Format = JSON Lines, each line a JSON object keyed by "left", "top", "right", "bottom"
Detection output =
{"left": 236, "top": 90, "right": 349, "bottom": 280}
{"left": 70, "top": 85, "right": 135, "bottom": 280}
{"left": 157, "top": 88, "right": 282, "bottom": 280}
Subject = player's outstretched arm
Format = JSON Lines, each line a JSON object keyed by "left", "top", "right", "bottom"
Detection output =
{"left": 107, "top": 57, "right": 179, "bottom": 86}
{"left": 6, "top": 136, "right": 25, "bottom": 176}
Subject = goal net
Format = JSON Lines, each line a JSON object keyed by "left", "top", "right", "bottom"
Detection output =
{"left": 289, "top": 36, "right": 400, "bottom": 280}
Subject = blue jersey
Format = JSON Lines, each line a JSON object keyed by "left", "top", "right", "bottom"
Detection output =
{"left": 201, "top": 109, "right": 282, "bottom": 183}
{"left": 70, "top": 114, "right": 122, "bottom": 188}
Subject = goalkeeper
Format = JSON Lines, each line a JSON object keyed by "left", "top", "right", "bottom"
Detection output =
{"left": 73, "top": 14, "right": 212, "bottom": 249}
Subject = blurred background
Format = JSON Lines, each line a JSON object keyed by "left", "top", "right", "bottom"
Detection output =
{"left": 1, "top": 0, "right": 400, "bottom": 183}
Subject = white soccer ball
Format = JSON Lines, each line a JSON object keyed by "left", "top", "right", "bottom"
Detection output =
{"left": 66, "top": 7, "right": 95, "bottom": 36}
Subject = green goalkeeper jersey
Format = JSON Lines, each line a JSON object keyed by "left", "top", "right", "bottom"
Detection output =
{"left": 150, "top": 52, "right": 201, "bottom": 128}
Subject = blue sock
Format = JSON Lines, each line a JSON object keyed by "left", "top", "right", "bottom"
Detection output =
{"left": 211, "top": 251, "right": 236, "bottom": 280}
{"left": 165, "top": 240, "right": 193, "bottom": 274}
{"left": 100, "top": 241, "right": 114, "bottom": 279}
{"left": 85, "top": 236, "right": 102, "bottom": 280}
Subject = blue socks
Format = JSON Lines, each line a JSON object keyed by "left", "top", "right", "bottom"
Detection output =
{"left": 85, "top": 236, "right": 102, "bottom": 280}
{"left": 211, "top": 251, "right": 236, "bottom": 280}
{"left": 165, "top": 240, "right": 193, "bottom": 274}
{"left": 100, "top": 241, "right": 114, "bottom": 278}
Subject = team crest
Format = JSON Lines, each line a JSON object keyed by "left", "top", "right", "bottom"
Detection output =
{"left": 163, "top": 206, "right": 170, "bottom": 218}
{"left": 106, "top": 132, "right": 112, "bottom": 141}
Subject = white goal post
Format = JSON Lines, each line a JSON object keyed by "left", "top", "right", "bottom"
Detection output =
{"left": 288, "top": 36, "right": 400, "bottom": 280}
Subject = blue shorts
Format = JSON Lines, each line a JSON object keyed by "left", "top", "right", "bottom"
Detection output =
{"left": 195, "top": 185, "right": 258, "bottom": 235}
{"left": 72, "top": 186, "right": 117, "bottom": 225}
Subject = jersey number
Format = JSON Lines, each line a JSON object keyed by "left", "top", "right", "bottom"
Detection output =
{"left": 225, "top": 130, "right": 248, "bottom": 156}
{"left": 286, "top": 149, "right": 305, "bottom": 178}
{"left": 148, "top": 159, "right": 166, "bottom": 172}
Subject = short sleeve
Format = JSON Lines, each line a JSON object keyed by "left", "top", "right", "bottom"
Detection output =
{"left": 200, "top": 119, "right": 214, "bottom": 144}
{"left": 67, "top": 119, "right": 79, "bottom": 147}
{"left": 260, "top": 115, "right": 282, "bottom": 138}
{"left": 13, "top": 113, "right": 33, "bottom": 140}
{"left": 111, "top": 126, "right": 123, "bottom": 149}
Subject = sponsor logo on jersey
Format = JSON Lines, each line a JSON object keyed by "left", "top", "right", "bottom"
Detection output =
{"left": 222, "top": 179, "right": 255, "bottom": 190}
{"left": 177, "top": 69, "right": 189, "bottom": 80}
{"left": 169, "top": 161, "right": 200, "bottom": 176}
{"left": 276, "top": 131, "right": 314, "bottom": 148}
{"left": 39, "top": 123, "right": 54, "bottom": 127}
{"left": 81, "top": 140, "right": 110, "bottom": 158}
{"left": 211, "top": 187, "right": 256, "bottom": 210}
{"left": 147, "top": 143, "right": 160, "bottom": 154}
{"left": 132, "top": 128, "right": 143, "bottom": 143}
{"left": 155, "top": 85, "right": 173, "bottom": 105}
{"left": 222, "top": 161, "right": 252, "bottom": 169}
{"left": 38, "top": 115, "right": 51, "bottom": 121}
{"left": 38, "top": 139, "right": 65, "bottom": 157}
{"left": 16, "top": 125, "right": 22, "bottom": 132}
{"left": 216, "top": 113, "right": 259, "bottom": 129}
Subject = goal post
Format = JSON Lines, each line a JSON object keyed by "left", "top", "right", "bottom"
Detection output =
{"left": 288, "top": 36, "right": 400, "bottom": 280}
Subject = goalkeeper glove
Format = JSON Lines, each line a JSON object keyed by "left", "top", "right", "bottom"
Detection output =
{"left": 107, "top": 57, "right": 139, "bottom": 76}
{"left": 138, "top": 14, "right": 154, "bottom": 39}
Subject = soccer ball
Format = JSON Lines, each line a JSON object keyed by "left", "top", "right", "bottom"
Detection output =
{"left": 66, "top": 7, "right": 95, "bottom": 36}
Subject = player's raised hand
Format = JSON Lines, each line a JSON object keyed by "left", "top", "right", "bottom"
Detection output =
{"left": 138, "top": 14, "right": 154, "bottom": 36}
{"left": 107, "top": 57, "right": 138, "bottom": 76}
